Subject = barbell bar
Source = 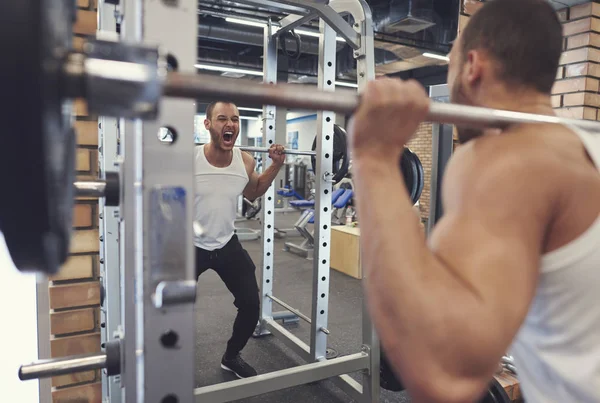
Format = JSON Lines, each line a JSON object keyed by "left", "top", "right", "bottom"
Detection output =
{"left": 165, "top": 72, "right": 600, "bottom": 132}
{"left": 19, "top": 340, "right": 121, "bottom": 381}
{"left": 74, "top": 180, "right": 107, "bottom": 198}
{"left": 73, "top": 172, "right": 120, "bottom": 206}
{"left": 198, "top": 144, "right": 316, "bottom": 157}
{"left": 239, "top": 145, "right": 316, "bottom": 157}
{"left": 19, "top": 352, "right": 107, "bottom": 380}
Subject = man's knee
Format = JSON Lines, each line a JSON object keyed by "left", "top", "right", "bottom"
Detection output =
{"left": 234, "top": 292, "right": 260, "bottom": 315}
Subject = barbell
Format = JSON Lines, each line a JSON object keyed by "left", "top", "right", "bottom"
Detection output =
{"left": 6, "top": 1, "right": 600, "bottom": 276}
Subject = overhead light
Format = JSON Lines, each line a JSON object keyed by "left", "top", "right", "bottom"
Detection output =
{"left": 240, "top": 116, "right": 260, "bottom": 120}
{"left": 238, "top": 107, "right": 263, "bottom": 112}
{"left": 293, "top": 29, "right": 347, "bottom": 43}
{"left": 194, "top": 63, "right": 263, "bottom": 76}
{"left": 224, "top": 17, "right": 267, "bottom": 28}
{"left": 423, "top": 52, "right": 450, "bottom": 62}
{"left": 225, "top": 17, "right": 345, "bottom": 42}
{"left": 335, "top": 81, "right": 358, "bottom": 88}
{"left": 195, "top": 64, "right": 357, "bottom": 89}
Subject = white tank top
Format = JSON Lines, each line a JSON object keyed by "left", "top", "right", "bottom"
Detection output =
{"left": 193, "top": 145, "right": 249, "bottom": 250}
{"left": 509, "top": 125, "right": 600, "bottom": 403}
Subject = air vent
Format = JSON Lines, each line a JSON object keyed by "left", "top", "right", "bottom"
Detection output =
{"left": 385, "top": 0, "right": 436, "bottom": 34}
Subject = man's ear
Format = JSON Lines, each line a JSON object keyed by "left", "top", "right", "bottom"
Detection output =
{"left": 204, "top": 118, "right": 210, "bottom": 130}
{"left": 464, "top": 49, "right": 484, "bottom": 88}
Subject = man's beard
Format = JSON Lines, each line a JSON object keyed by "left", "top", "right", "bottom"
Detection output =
{"left": 450, "top": 73, "right": 484, "bottom": 144}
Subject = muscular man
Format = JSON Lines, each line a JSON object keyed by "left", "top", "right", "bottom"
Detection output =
{"left": 350, "top": 0, "right": 600, "bottom": 402}
{"left": 194, "top": 101, "right": 285, "bottom": 378}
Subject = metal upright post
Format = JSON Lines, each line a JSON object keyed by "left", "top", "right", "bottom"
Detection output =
{"left": 354, "top": 2, "right": 380, "bottom": 401}
{"left": 136, "top": 1, "right": 198, "bottom": 402}
{"left": 310, "top": 19, "right": 335, "bottom": 362}
{"left": 428, "top": 84, "right": 453, "bottom": 234}
{"left": 118, "top": 0, "right": 141, "bottom": 401}
{"left": 97, "top": 2, "right": 122, "bottom": 402}
{"left": 256, "top": 21, "right": 278, "bottom": 337}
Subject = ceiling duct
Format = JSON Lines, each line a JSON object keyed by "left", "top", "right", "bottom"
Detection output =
{"left": 381, "top": 0, "right": 437, "bottom": 34}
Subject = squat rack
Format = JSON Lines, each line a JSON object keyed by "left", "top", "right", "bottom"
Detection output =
{"left": 118, "top": 0, "right": 380, "bottom": 401}
{"left": 194, "top": 1, "right": 380, "bottom": 402}
{"left": 24, "top": 1, "right": 381, "bottom": 402}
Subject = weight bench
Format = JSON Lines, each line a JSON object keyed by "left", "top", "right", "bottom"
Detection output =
{"left": 284, "top": 188, "right": 350, "bottom": 259}
{"left": 274, "top": 187, "right": 308, "bottom": 238}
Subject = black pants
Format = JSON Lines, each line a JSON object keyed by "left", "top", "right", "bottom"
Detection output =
{"left": 196, "top": 235, "right": 260, "bottom": 358}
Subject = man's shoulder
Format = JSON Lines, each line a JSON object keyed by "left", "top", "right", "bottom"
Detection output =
{"left": 240, "top": 149, "right": 256, "bottom": 166}
{"left": 444, "top": 131, "right": 559, "bottom": 207}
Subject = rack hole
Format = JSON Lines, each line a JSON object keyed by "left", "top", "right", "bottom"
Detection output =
{"left": 158, "top": 126, "right": 177, "bottom": 144}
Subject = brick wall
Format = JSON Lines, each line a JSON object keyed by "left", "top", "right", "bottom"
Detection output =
{"left": 407, "top": 123, "right": 433, "bottom": 221}
{"left": 46, "top": 1, "right": 102, "bottom": 402}
{"left": 552, "top": 3, "right": 600, "bottom": 119}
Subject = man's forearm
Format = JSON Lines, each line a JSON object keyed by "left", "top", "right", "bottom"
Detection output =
{"left": 253, "top": 163, "right": 283, "bottom": 198}
{"left": 353, "top": 156, "right": 484, "bottom": 401}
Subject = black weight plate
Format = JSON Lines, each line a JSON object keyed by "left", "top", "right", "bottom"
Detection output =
{"left": 332, "top": 125, "right": 350, "bottom": 183}
{"left": 400, "top": 148, "right": 418, "bottom": 204}
{"left": 380, "top": 349, "right": 405, "bottom": 392}
{"left": 0, "top": 0, "right": 75, "bottom": 274}
{"left": 311, "top": 124, "right": 350, "bottom": 184}
{"left": 412, "top": 150, "right": 425, "bottom": 203}
{"left": 479, "top": 378, "right": 511, "bottom": 403}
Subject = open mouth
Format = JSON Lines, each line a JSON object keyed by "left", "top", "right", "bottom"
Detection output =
{"left": 223, "top": 131, "right": 234, "bottom": 146}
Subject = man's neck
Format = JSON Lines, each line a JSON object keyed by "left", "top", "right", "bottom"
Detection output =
{"left": 477, "top": 88, "right": 555, "bottom": 135}
{"left": 205, "top": 142, "right": 232, "bottom": 167}
{"left": 479, "top": 86, "right": 555, "bottom": 116}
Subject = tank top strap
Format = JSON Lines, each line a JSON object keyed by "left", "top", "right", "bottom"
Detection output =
{"left": 566, "top": 124, "right": 600, "bottom": 171}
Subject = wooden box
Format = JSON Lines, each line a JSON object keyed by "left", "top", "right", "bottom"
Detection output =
{"left": 330, "top": 226, "right": 362, "bottom": 279}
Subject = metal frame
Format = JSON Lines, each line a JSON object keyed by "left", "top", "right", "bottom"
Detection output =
{"left": 119, "top": 0, "right": 198, "bottom": 402}
{"left": 195, "top": 1, "right": 380, "bottom": 402}
{"left": 35, "top": 276, "right": 51, "bottom": 403}
{"left": 428, "top": 84, "right": 453, "bottom": 234}
{"left": 97, "top": 2, "right": 123, "bottom": 402}
{"left": 56, "top": 1, "right": 380, "bottom": 402}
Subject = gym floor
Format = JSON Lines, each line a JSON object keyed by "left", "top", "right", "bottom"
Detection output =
{"left": 195, "top": 213, "right": 411, "bottom": 403}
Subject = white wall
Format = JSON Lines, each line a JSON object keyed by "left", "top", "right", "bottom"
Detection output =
{"left": 286, "top": 111, "right": 317, "bottom": 166}
{"left": 0, "top": 233, "right": 40, "bottom": 403}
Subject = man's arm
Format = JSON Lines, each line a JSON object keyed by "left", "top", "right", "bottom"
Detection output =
{"left": 353, "top": 144, "right": 555, "bottom": 403}
{"left": 242, "top": 151, "right": 284, "bottom": 201}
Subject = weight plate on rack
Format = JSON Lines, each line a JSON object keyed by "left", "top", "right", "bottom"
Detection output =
{"left": 0, "top": 0, "right": 76, "bottom": 274}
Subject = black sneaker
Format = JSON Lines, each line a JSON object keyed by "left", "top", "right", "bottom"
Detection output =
{"left": 221, "top": 354, "right": 258, "bottom": 378}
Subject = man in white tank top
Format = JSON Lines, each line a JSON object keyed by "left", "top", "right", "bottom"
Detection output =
{"left": 348, "top": 0, "right": 600, "bottom": 402}
{"left": 194, "top": 101, "right": 285, "bottom": 379}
